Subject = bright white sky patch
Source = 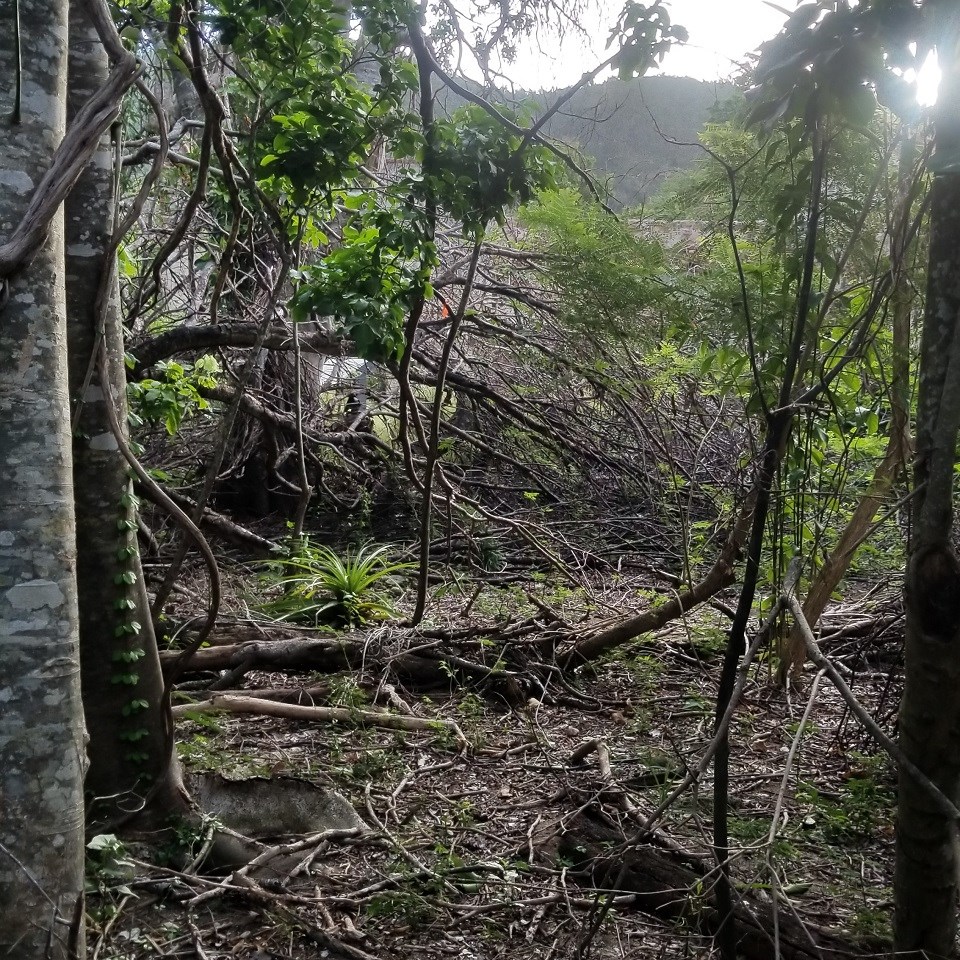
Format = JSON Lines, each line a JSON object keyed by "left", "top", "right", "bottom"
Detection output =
{"left": 914, "top": 48, "right": 941, "bottom": 107}
{"left": 491, "top": 0, "right": 943, "bottom": 109}
{"left": 502, "top": 0, "right": 792, "bottom": 89}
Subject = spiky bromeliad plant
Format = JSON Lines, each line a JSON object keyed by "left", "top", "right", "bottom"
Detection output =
{"left": 261, "top": 541, "right": 413, "bottom": 627}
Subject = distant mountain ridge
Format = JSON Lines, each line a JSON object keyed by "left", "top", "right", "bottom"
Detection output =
{"left": 439, "top": 74, "right": 736, "bottom": 209}
{"left": 534, "top": 75, "right": 736, "bottom": 208}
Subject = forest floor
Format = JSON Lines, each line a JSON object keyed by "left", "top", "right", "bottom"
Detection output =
{"left": 87, "top": 568, "right": 904, "bottom": 960}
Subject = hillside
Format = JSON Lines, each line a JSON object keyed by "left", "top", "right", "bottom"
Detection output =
{"left": 475, "top": 74, "right": 737, "bottom": 208}
{"left": 438, "top": 75, "right": 736, "bottom": 207}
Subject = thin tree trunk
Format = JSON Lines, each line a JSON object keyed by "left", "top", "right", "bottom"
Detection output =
{"left": 66, "top": 0, "right": 188, "bottom": 829}
{"left": 894, "top": 34, "right": 960, "bottom": 956}
{"left": 780, "top": 135, "right": 916, "bottom": 682}
{"left": 780, "top": 401, "right": 908, "bottom": 680}
{"left": 0, "top": 1, "right": 86, "bottom": 955}
{"left": 710, "top": 129, "right": 827, "bottom": 960}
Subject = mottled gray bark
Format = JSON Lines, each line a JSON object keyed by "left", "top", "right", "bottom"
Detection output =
{"left": 0, "top": 1, "right": 86, "bottom": 956}
{"left": 894, "top": 27, "right": 960, "bottom": 959}
{"left": 66, "top": 0, "right": 188, "bottom": 829}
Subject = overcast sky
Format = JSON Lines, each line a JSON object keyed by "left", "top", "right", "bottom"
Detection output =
{"left": 503, "top": 0, "right": 792, "bottom": 88}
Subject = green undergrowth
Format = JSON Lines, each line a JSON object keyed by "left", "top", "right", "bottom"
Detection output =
{"left": 259, "top": 540, "right": 414, "bottom": 627}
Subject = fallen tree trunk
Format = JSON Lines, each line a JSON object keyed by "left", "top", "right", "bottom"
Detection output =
{"left": 163, "top": 489, "right": 278, "bottom": 555}
{"left": 163, "top": 639, "right": 532, "bottom": 708}
{"left": 161, "top": 626, "right": 532, "bottom": 702}
{"left": 160, "top": 637, "right": 360, "bottom": 676}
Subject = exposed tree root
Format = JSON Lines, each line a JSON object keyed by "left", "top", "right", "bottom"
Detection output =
{"left": 546, "top": 811, "right": 882, "bottom": 960}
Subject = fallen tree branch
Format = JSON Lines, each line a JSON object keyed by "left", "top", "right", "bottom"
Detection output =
{"left": 163, "top": 488, "right": 278, "bottom": 554}
{"left": 785, "top": 592, "right": 960, "bottom": 822}
{"left": 128, "top": 323, "right": 348, "bottom": 376}
{"left": 171, "top": 694, "right": 467, "bottom": 746}
{"left": 558, "top": 491, "right": 754, "bottom": 668}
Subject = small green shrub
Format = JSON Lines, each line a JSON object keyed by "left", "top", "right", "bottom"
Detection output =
{"left": 127, "top": 355, "right": 220, "bottom": 436}
{"left": 261, "top": 540, "right": 412, "bottom": 627}
{"left": 86, "top": 834, "right": 135, "bottom": 895}
{"left": 796, "top": 765, "right": 894, "bottom": 844}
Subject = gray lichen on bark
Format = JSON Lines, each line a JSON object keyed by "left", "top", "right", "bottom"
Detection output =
{"left": 0, "top": 2, "right": 86, "bottom": 957}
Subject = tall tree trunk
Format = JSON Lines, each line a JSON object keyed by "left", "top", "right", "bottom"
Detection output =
{"left": 894, "top": 23, "right": 960, "bottom": 958}
{"left": 0, "top": 1, "right": 86, "bottom": 955}
{"left": 66, "top": 0, "right": 188, "bottom": 828}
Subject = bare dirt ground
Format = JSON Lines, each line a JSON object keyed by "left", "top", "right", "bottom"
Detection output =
{"left": 87, "top": 573, "right": 903, "bottom": 960}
